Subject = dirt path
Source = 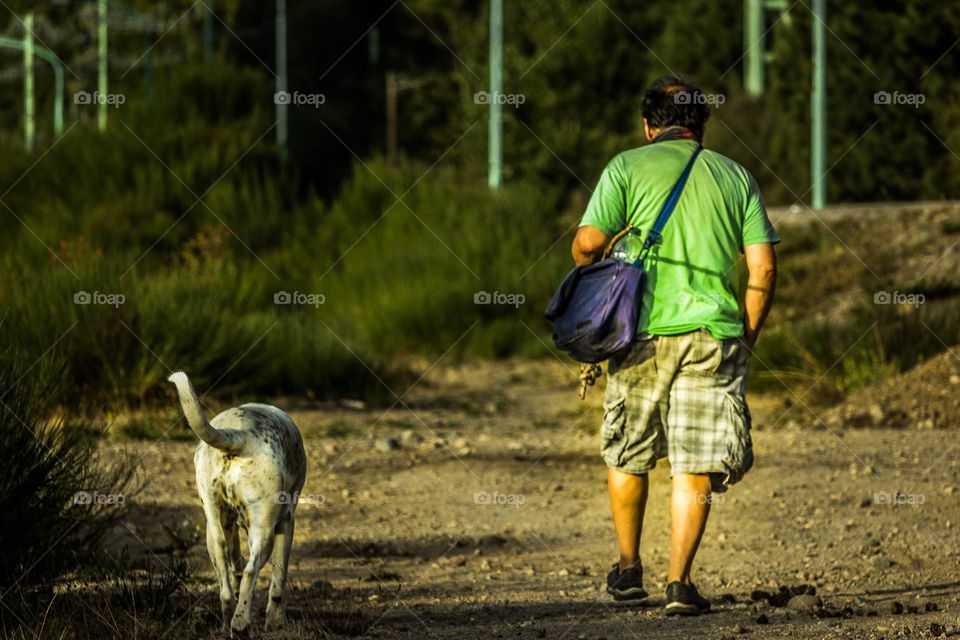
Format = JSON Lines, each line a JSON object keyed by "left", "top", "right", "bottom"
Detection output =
{"left": 107, "top": 359, "right": 960, "bottom": 639}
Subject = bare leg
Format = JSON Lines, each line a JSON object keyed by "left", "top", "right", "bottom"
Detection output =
{"left": 607, "top": 468, "right": 649, "bottom": 571}
{"left": 668, "top": 473, "right": 712, "bottom": 585}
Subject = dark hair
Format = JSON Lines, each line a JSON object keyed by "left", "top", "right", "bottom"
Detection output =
{"left": 641, "top": 76, "right": 710, "bottom": 141}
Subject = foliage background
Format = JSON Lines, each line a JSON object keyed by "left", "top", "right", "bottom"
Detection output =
{"left": 0, "top": 0, "right": 958, "bottom": 404}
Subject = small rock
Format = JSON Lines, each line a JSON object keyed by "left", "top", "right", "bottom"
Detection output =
{"left": 375, "top": 436, "right": 401, "bottom": 453}
{"left": 479, "top": 534, "right": 508, "bottom": 547}
{"left": 930, "top": 622, "right": 946, "bottom": 636}
{"left": 755, "top": 614, "right": 768, "bottom": 625}
{"left": 400, "top": 431, "right": 424, "bottom": 445}
{"left": 889, "top": 601, "right": 904, "bottom": 614}
{"left": 786, "top": 594, "right": 821, "bottom": 611}
{"left": 750, "top": 589, "right": 772, "bottom": 602}
{"left": 924, "top": 601, "right": 939, "bottom": 612}
{"left": 310, "top": 579, "right": 335, "bottom": 598}
{"left": 732, "top": 623, "right": 748, "bottom": 634}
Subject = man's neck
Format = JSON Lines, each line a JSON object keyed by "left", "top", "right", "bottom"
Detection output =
{"left": 651, "top": 127, "right": 698, "bottom": 143}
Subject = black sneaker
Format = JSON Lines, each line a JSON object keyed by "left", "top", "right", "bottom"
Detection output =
{"left": 664, "top": 581, "right": 711, "bottom": 616}
{"left": 606, "top": 563, "right": 649, "bottom": 601}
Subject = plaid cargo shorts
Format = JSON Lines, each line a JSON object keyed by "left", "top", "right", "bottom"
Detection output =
{"left": 599, "top": 329, "right": 753, "bottom": 492}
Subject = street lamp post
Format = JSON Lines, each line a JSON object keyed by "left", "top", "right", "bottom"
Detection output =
{"left": 276, "top": 0, "right": 288, "bottom": 162}
{"left": 23, "top": 12, "right": 34, "bottom": 151}
{"left": 98, "top": 0, "right": 108, "bottom": 131}
{"left": 488, "top": 0, "right": 503, "bottom": 190}
{"left": 811, "top": 0, "right": 827, "bottom": 209}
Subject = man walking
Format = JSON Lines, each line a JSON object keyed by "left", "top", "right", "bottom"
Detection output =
{"left": 571, "top": 76, "right": 778, "bottom": 615}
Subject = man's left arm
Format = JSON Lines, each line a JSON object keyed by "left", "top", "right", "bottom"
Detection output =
{"left": 740, "top": 173, "right": 780, "bottom": 348}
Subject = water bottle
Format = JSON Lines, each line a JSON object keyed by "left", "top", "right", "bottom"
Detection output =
{"left": 610, "top": 229, "right": 645, "bottom": 266}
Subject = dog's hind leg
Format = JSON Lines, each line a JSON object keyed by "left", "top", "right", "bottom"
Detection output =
{"left": 265, "top": 509, "right": 295, "bottom": 630}
{"left": 229, "top": 524, "right": 243, "bottom": 593}
{"left": 231, "top": 513, "right": 277, "bottom": 637}
{"left": 204, "top": 511, "right": 235, "bottom": 635}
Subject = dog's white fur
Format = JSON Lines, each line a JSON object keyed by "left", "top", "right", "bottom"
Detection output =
{"left": 168, "top": 372, "right": 307, "bottom": 636}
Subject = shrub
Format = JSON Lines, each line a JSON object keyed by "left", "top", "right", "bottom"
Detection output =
{"left": 0, "top": 353, "right": 137, "bottom": 594}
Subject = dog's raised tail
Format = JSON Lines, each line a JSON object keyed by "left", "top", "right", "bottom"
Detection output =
{"left": 167, "top": 372, "right": 243, "bottom": 453}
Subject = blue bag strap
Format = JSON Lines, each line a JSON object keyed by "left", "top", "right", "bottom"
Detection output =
{"left": 641, "top": 144, "right": 703, "bottom": 253}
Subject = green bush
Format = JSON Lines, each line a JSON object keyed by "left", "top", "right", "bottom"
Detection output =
{"left": 0, "top": 353, "right": 137, "bottom": 593}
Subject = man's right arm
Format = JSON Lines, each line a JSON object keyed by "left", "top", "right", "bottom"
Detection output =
{"left": 743, "top": 242, "right": 777, "bottom": 349}
{"left": 571, "top": 226, "right": 610, "bottom": 266}
{"left": 573, "top": 157, "right": 625, "bottom": 265}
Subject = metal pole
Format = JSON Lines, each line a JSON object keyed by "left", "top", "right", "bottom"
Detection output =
{"left": 23, "top": 12, "right": 34, "bottom": 151}
{"left": 744, "top": 0, "right": 764, "bottom": 97}
{"left": 386, "top": 72, "right": 398, "bottom": 165}
{"left": 276, "top": 0, "right": 288, "bottom": 162}
{"left": 811, "top": 0, "right": 827, "bottom": 209}
{"left": 98, "top": 0, "right": 107, "bottom": 131}
{"left": 488, "top": 0, "right": 503, "bottom": 190}
{"left": 0, "top": 38, "right": 63, "bottom": 139}
{"left": 144, "top": 33, "right": 153, "bottom": 105}
{"left": 368, "top": 25, "right": 380, "bottom": 66}
{"left": 53, "top": 60, "right": 63, "bottom": 136}
{"left": 203, "top": 2, "right": 214, "bottom": 63}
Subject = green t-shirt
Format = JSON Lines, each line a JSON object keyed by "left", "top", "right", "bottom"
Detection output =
{"left": 579, "top": 139, "right": 779, "bottom": 339}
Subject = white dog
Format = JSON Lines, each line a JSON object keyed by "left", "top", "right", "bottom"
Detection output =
{"left": 168, "top": 372, "right": 307, "bottom": 636}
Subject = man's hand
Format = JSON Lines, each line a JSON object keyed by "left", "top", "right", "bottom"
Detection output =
{"left": 743, "top": 242, "right": 777, "bottom": 349}
{"left": 572, "top": 226, "right": 610, "bottom": 266}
